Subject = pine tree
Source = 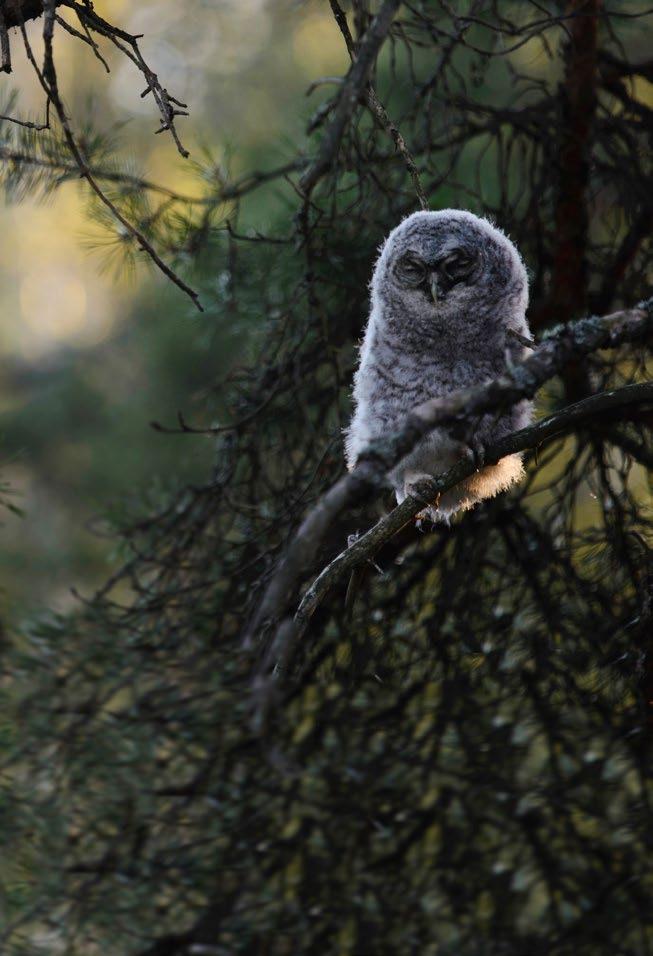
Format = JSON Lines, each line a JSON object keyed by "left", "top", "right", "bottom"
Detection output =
{"left": 1, "top": 2, "right": 652, "bottom": 954}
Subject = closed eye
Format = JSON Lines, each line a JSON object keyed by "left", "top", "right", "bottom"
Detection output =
{"left": 443, "top": 251, "right": 475, "bottom": 281}
{"left": 396, "top": 254, "right": 427, "bottom": 286}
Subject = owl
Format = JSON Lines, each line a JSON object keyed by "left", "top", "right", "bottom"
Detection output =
{"left": 345, "top": 209, "right": 533, "bottom": 522}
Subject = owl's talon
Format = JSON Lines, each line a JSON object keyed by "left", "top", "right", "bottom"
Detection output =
{"left": 415, "top": 493, "right": 440, "bottom": 528}
{"left": 461, "top": 440, "right": 485, "bottom": 471}
{"left": 473, "top": 442, "right": 485, "bottom": 470}
{"left": 405, "top": 477, "right": 437, "bottom": 506}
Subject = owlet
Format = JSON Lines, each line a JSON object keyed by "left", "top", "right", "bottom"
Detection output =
{"left": 345, "top": 209, "right": 533, "bottom": 522}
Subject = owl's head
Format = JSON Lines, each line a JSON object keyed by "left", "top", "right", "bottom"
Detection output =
{"left": 372, "top": 210, "right": 528, "bottom": 330}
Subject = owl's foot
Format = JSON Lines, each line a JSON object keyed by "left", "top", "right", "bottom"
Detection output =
{"left": 405, "top": 476, "right": 439, "bottom": 508}
{"left": 459, "top": 437, "right": 486, "bottom": 472}
{"left": 404, "top": 476, "right": 441, "bottom": 525}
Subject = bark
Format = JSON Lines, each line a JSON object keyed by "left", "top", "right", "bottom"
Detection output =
{"left": 1, "top": 0, "right": 65, "bottom": 29}
{"left": 531, "top": 0, "right": 601, "bottom": 331}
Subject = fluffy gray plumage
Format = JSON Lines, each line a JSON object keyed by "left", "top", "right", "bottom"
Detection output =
{"left": 345, "top": 209, "right": 533, "bottom": 522}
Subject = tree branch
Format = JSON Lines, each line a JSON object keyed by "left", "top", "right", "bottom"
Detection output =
{"left": 299, "top": 0, "right": 401, "bottom": 196}
{"left": 1, "top": 0, "right": 64, "bottom": 30}
{"left": 328, "top": 0, "right": 428, "bottom": 210}
{"left": 32, "top": 1, "right": 204, "bottom": 310}
{"left": 531, "top": 0, "right": 600, "bottom": 331}
{"left": 296, "top": 381, "right": 653, "bottom": 630}
{"left": 244, "top": 299, "right": 653, "bottom": 659}
{"left": 0, "top": 146, "right": 306, "bottom": 205}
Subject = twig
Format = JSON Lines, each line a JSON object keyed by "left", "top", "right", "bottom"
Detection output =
{"left": 300, "top": 0, "right": 402, "bottom": 195}
{"left": 0, "top": 147, "right": 305, "bottom": 205}
{"left": 34, "top": 1, "right": 204, "bottom": 310}
{"left": 327, "top": 2, "right": 428, "bottom": 209}
{"left": 328, "top": 0, "right": 356, "bottom": 57}
{"left": 62, "top": 0, "right": 191, "bottom": 158}
{"left": 54, "top": 12, "right": 110, "bottom": 72}
{"left": 593, "top": 205, "right": 653, "bottom": 314}
{"left": 363, "top": 85, "right": 429, "bottom": 210}
{"left": 0, "top": 113, "right": 49, "bottom": 130}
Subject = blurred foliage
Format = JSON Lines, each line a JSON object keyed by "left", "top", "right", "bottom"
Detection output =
{"left": 0, "top": 1, "right": 652, "bottom": 955}
{"left": 0, "top": 0, "right": 337, "bottom": 617}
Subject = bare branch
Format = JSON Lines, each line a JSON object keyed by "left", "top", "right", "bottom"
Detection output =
{"left": 329, "top": 0, "right": 428, "bottom": 209}
{"left": 0, "top": 3, "right": 11, "bottom": 73}
{"left": 32, "top": 0, "right": 203, "bottom": 310}
{"left": 300, "top": 0, "right": 401, "bottom": 195}
{"left": 245, "top": 299, "right": 653, "bottom": 651}
{"left": 296, "top": 381, "right": 653, "bottom": 630}
{"left": 1, "top": 0, "right": 64, "bottom": 30}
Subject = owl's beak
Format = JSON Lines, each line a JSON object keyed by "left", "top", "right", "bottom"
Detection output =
{"left": 428, "top": 273, "right": 440, "bottom": 304}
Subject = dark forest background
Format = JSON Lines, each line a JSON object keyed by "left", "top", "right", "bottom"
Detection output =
{"left": 1, "top": 1, "right": 652, "bottom": 954}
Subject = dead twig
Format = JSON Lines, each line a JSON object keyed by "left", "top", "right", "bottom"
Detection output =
{"left": 300, "top": 0, "right": 402, "bottom": 196}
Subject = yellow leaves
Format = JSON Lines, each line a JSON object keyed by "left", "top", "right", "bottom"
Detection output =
{"left": 476, "top": 890, "right": 494, "bottom": 921}
{"left": 570, "top": 808, "right": 601, "bottom": 841}
{"left": 337, "top": 916, "right": 358, "bottom": 954}
{"left": 423, "top": 681, "right": 441, "bottom": 706}
{"left": 516, "top": 880, "right": 549, "bottom": 931}
{"left": 335, "top": 641, "right": 351, "bottom": 666}
{"left": 292, "top": 714, "right": 315, "bottom": 745}
{"left": 422, "top": 822, "right": 442, "bottom": 856}
{"left": 632, "top": 76, "right": 653, "bottom": 109}
{"left": 283, "top": 853, "right": 303, "bottom": 903}
{"left": 281, "top": 816, "right": 302, "bottom": 840}
{"left": 412, "top": 683, "right": 442, "bottom": 744}
{"left": 467, "top": 653, "right": 486, "bottom": 670}
{"left": 419, "top": 787, "right": 440, "bottom": 811}
{"left": 413, "top": 713, "right": 434, "bottom": 741}
{"left": 292, "top": 682, "right": 323, "bottom": 743}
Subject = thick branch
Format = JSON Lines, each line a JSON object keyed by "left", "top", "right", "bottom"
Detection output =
{"left": 1, "top": 0, "right": 64, "bottom": 29}
{"left": 532, "top": 0, "right": 600, "bottom": 330}
{"left": 599, "top": 49, "right": 653, "bottom": 83}
{"left": 296, "top": 381, "right": 653, "bottom": 629}
{"left": 244, "top": 299, "right": 653, "bottom": 652}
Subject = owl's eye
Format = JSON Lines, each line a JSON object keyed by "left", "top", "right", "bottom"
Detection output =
{"left": 396, "top": 254, "right": 426, "bottom": 286}
{"left": 442, "top": 250, "right": 475, "bottom": 282}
